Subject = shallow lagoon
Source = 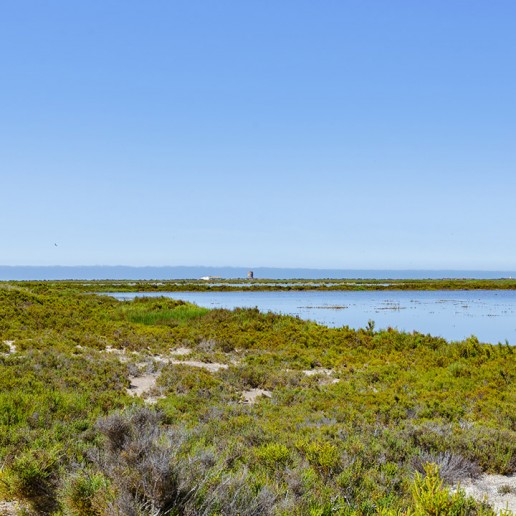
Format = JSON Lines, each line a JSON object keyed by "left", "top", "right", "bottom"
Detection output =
{"left": 109, "top": 290, "right": 516, "bottom": 345}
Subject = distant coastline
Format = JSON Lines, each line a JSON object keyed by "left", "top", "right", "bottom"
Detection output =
{"left": 1, "top": 266, "right": 515, "bottom": 281}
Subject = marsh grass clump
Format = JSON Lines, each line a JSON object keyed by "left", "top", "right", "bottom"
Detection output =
{"left": 497, "top": 483, "right": 515, "bottom": 495}
{"left": 119, "top": 296, "right": 210, "bottom": 326}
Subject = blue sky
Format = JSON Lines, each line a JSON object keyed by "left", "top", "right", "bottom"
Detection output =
{"left": 1, "top": 1, "right": 515, "bottom": 269}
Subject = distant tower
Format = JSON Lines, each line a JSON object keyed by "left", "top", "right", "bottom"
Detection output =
{"left": 247, "top": 270, "right": 254, "bottom": 280}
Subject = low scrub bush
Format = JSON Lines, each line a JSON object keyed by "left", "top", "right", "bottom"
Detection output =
{"left": 2, "top": 446, "right": 62, "bottom": 513}
{"left": 60, "top": 471, "right": 112, "bottom": 515}
{"left": 412, "top": 451, "right": 481, "bottom": 484}
{"left": 92, "top": 407, "right": 185, "bottom": 514}
{"left": 255, "top": 443, "right": 291, "bottom": 469}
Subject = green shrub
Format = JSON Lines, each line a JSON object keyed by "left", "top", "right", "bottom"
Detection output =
{"left": 297, "top": 439, "right": 340, "bottom": 475}
{"left": 3, "top": 446, "right": 62, "bottom": 513}
{"left": 60, "top": 471, "right": 112, "bottom": 515}
{"left": 411, "top": 463, "right": 478, "bottom": 515}
{"left": 255, "top": 443, "right": 291, "bottom": 468}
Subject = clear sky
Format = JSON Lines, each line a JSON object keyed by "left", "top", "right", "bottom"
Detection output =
{"left": 1, "top": 1, "right": 515, "bottom": 269}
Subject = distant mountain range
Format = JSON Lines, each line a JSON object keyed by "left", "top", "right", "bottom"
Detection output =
{"left": 0, "top": 266, "right": 514, "bottom": 281}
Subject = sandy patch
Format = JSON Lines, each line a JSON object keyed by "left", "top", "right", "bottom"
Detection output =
{"left": 169, "top": 359, "right": 228, "bottom": 372}
{"left": 104, "top": 345, "right": 127, "bottom": 360}
{"left": 143, "top": 395, "right": 165, "bottom": 405}
{"left": 104, "top": 347, "right": 229, "bottom": 373}
{"left": 127, "top": 374, "right": 165, "bottom": 405}
{"left": 0, "top": 500, "right": 25, "bottom": 515}
{"left": 241, "top": 388, "right": 272, "bottom": 404}
{"left": 154, "top": 355, "right": 229, "bottom": 372}
{"left": 303, "top": 368, "right": 340, "bottom": 384}
{"left": 104, "top": 346, "right": 139, "bottom": 363}
{"left": 303, "top": 368, "right": 333, "bottom": 376}
{"left": 127, "top": 375, "right": 157, "bottom": 397}
{"left": 458, "top": 474, "right": 515, "bottom": 513}
{"left": 169, "top": 347, "right": 192, "bottom": 355}
{"left": 2, "top": 341, "right": 16, "bottom": 354}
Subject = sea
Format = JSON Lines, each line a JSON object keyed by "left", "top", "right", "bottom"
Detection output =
{"left": 0, "top": 266, "right": 515, "bottom": 281}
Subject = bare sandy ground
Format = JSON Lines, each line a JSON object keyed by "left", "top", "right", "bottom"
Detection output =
{"left": 0, "top": 500, "right": 26, "bottom": 515}
{"left": 127, "top": 374, "right": 158, "bottom": 398}
{"left": 302, "top": 367, "right": 334, "bottom": 376}
{"left": 127, "top": 374, "right": 165, "bottom": 405}
{"left": 458, "top": 474, "right": 516, "bottom": 513}
{"left": 241, "top": 388, "right": 272, "bottom": 404}
{"left": 2, "top": 341, "right": 16, "bottom": 354}
{"left": 303, "top": 367, "right": 340, "bottom": 384}
{"left": 169, "top": 347, "right": 192, "bottom": 355}
{"left": 167, "top": 359, "right": 228, "bottom": 372}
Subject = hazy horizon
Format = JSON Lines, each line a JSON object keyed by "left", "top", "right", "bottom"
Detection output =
{"left": 1, "top": 265, "right": 515, "bottom": 281}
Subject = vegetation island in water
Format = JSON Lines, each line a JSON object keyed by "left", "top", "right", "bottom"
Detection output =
{"left": 0, "top": 280, "right": 514, "bottom": 515}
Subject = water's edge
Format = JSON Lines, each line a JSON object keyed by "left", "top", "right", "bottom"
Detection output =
{"left": 107, "top": 290, "right": 516, "bottom": 346}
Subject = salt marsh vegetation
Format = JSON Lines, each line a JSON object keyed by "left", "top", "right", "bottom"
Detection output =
{"left": 0, "top": 282, "right": 514, "bottom": 514}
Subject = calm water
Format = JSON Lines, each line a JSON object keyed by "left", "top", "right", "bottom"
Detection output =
{"left": 109, "top": 290, "right": 516, "bottom": 345}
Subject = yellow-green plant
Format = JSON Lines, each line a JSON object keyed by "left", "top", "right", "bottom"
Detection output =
{"left": 411, "top": 463, "right": 476, "bottom": 515}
